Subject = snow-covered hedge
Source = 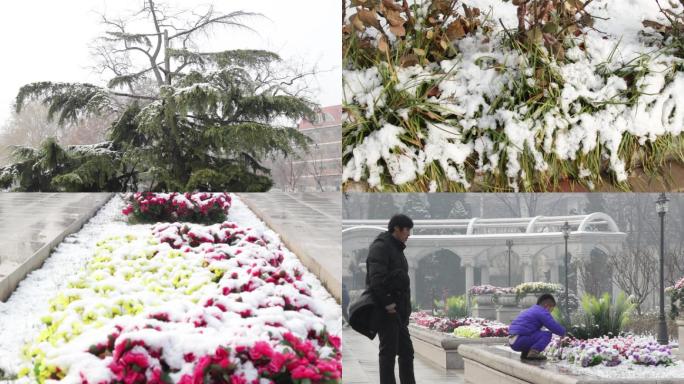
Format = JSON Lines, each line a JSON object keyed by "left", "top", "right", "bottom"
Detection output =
{"left": 19, "top": 213, "right": 340, "bottom": 383}
{"left": 122, "top": 192, "right": 231, "bottom": 224}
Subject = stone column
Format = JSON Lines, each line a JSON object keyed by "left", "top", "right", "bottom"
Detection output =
{"left": 408, "top": 265, "right": 417, "bottom": 304}
{"left": 465, "top": 264, "right": 474, "bottom": 293}
{"left": 550, "top": 264, "right": 559, "bottom": 283}
{"left": 523, "top": 263, "right": 533, "bottom": 282}
{"left": 576, "top": 268, "right": 584, "bottom": 298}
{"left": 481, "top": 266, "right": 490, "bottom": 285}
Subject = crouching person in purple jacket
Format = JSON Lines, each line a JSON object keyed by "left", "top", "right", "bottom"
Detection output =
{"left": 508, "top": 293, "right": 565, "bottom": 360}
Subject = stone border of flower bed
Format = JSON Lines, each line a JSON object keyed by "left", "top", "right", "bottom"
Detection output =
{"left": 0, "top": 193, "right": 113, "bottom": 302}
{"left": 458, "top": 344, "right": 684, "bottom": 384}
{"left": 408, "top": 324, "right": 507, "bottom": 369}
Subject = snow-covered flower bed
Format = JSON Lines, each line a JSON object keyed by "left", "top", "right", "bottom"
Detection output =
{"left": 122, "top": 192, "right": 232, "bottom": 224}
{"left": 343, "top": 0, "right": 684, "bottom": 191}
{"left": 410, "top": 311, "right": 508, "bottom": 337}
{"left": 2, "top": 194, "right": 340, "bottom": 383}
{"left": 545, "top": 335, "right": 674, "bottom": 367}
{"left": 468, "top": 285, "right": 515, "bottom": 295}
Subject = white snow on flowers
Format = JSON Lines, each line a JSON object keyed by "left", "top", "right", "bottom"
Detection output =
{"left": 343, "top": 0, "right": 684, "bottom": 190}
{"left": 544, "top": 335, "right": 684, "bottom": 379}
{"left": 0, "top": 194, "right": 341, "bottom": 383}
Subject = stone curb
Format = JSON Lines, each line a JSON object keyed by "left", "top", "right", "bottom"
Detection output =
{"left": 409, "top": 324, "right": 507, "bottom": 369}
{"left": 459, "top": 344, "right": 684, "bottom": 384}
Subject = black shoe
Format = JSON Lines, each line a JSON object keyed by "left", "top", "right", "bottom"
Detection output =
{"left": 523, "top": 349, "right": 547, "bottom": 361}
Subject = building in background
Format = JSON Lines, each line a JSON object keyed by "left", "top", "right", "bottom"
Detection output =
{"left": 270, "top": 105, "right": 342, "bottom": 191}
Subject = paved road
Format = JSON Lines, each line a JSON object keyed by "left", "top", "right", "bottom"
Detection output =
{"left": 343, "top": 327, "right": 465, "bottom": 384}
{"left": 238, "top": 192, "right": 342, "bottom": 300}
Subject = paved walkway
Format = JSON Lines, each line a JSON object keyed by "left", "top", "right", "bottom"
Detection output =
{"left": 343, "top": 327, "right": 465, "bottom": 384}
{"left": 0, "top": 193, "right": 112, "bottom": 301}
{"left": 237, "top": 192, "right": 342, "bottom": 300}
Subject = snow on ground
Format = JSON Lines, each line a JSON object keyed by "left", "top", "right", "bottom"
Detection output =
{"left": 343, "top": 0, "right": 684, "bottom": 190}
{"left": 0, "top": 196, "right": 138, "bottom": 375}
{"left": 555, "top": 359, "right": 684, "bottom": 379}
{"left": 0, "top": 194, "right": 341, "bottom": 381}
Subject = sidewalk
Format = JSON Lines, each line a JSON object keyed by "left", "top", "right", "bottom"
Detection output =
{"left": 0, "top": 193, "right": 112, "bottom": 301}
{"left": 343, "top": 327, "right": 465, "bottom": 384}
{"left": 237, "top": 192, "right": 342, "bottom": 300}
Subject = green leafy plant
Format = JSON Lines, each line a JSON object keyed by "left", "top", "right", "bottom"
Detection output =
{"left": 445, "top": 294, "right": 470, "bottom": 319}
{"left": 554, "top": 293, "right": 635, "bottom": 339}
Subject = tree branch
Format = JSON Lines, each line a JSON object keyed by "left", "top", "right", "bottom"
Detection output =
{"left": 110, "top": 91, "right": 158, "bottom": 101}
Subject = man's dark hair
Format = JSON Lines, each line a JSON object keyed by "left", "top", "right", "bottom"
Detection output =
{"left": 388, "top": 214, "right": 414, "bottom": 233}
{"left": 537, "top": 293, "right": 557, "bottom": 306}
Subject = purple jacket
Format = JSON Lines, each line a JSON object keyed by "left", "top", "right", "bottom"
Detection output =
{"left": 509, "top": 305, "right": 566, "bottom": 337}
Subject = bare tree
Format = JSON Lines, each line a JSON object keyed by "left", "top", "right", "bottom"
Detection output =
{"left": 270, "top": 156, "right": 306, "bottom": 192}
{"left": 608, "top": 248, "right": 657, "bottom": 315}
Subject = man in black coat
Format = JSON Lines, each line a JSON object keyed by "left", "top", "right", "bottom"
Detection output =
{"left": 366, "top": 214, "right": 415, "bottom": 384}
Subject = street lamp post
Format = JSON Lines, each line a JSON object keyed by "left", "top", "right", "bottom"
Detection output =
{"left": 656, "top": 193, "right": 669, "bottom": 345}
{"left": 506, "top": 239, "right": 514, "bottom": 287}
{"left": 561, "top": 221, "right": 571, "bottom": 323}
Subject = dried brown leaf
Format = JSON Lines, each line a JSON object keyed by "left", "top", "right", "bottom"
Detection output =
{"left": 389, "top": 24, "right": 406, "bottom": 37}
{"left": 357, "top": 8, "right": 382, "bottom": 29}
{"left": 446, "top": 19, "right": 466, "bottom": 41}
{"left": 400, "top": 54, "right": 420, "bottom": 67}
{"left": 378, "top": 35, "right": 390, "bottom": 54}
{"left": 382, "top": 0, "right": 403, "bottom": 11}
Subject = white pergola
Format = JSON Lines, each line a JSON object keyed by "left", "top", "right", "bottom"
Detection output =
{"left": 343, "top": 213, "right": 626, "bottom": 301}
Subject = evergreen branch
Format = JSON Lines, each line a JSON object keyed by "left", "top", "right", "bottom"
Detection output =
{"left": 110, "top": 92, "right": 158, "bottom": 101}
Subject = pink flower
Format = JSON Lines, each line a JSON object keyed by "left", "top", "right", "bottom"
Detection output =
{"left": 291, "top": 365, "right": 322, "bottom": 381}
{"left": 249, "top": 341, "right": 273, "bottom": 361}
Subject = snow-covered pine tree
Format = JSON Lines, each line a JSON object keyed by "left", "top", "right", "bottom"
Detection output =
{"left": 2, "top": 1, "right": 315, "bottom": 191}
{"left": 448, "top": 199, "right": 470, "bottom": 219}
{"left": 403, "top": 194, "right": 430, "bottom": 219}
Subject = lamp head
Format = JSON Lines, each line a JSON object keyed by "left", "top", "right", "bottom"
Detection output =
{"left": 656, "top": 193, "right": 669, "bottom": 214}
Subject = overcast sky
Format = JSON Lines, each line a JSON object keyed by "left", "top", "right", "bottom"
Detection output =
{"left": 0, "top": 0, "right": 341, "bottom": 125}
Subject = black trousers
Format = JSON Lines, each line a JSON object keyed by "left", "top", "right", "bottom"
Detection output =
{"left": 377, "top": 312, "right": 415, "bottom": 384}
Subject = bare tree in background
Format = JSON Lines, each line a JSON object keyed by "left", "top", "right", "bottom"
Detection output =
{"left": 608, "top": 248, "right": 657, "bottom": 315}
{"left": 0, "top": 102, "right": 113, "bottom": 166}
{"left": 270, "top": 156, "right": 306, "bottom": 192}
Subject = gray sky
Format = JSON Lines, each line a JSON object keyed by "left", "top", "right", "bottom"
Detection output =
{"left": 0, "top": 0, "right": 341, "bottom": 125}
